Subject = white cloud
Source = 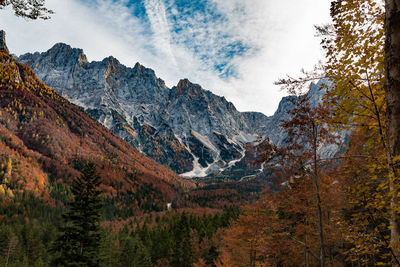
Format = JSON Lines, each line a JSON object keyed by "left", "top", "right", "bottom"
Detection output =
{"left": 204, "top": 0, "right": 332, "bottom": 114}
{"left": 0, "top": 0, "right": 332, "bottom": 115}
{"left": 2, "top": 0, "right": 149, "bottom": 63}
{"left": 143, "top": 0, "right": 176, "bottom": 65}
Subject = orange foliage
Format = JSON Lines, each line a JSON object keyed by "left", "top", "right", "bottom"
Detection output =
{"left": 0, "top": 51, "right": 194, "bottom": 210}
{"left": 218, "top": 164, "right": 347, "bottom": 267}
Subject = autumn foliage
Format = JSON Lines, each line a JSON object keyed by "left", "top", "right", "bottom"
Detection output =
{"left": 0, "top": 51, "right": 194, "bottom": 213}
{"left": 218, "top": 1, "right": 400, "bottom": 266}
{"left": 2, "top": 0, "right": 400, "bottom": 266}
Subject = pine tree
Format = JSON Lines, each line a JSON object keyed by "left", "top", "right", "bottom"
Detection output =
{"left": 119, "top": 237, "right": 152, "bottom": 267}
{"left": 171, "top": 212, "right": 193, "bottom": 267}
{"left": 51, "top": 162, "right": 103, "bottom": 267}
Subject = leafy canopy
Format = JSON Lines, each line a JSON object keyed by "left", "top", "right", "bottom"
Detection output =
{"left": 0, "top": 0, "right": 53, "bottom": 19}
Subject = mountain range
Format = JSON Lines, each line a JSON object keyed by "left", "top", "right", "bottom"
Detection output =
{"left": 16, "top": 43, "right": 329, "bottom": 179}
{"left": 0, "top": 49, "right": 196, "bottom": 215}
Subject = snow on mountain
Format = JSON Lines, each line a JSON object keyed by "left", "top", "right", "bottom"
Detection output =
{"left": 17, "top": 43, "right": 331, "bottom": 177}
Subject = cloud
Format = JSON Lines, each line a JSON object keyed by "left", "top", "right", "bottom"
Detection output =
{"left": 2, "top": 0, "right": 148, "bottom": 63}
{"left": 0, "top": 0, "right": 332, "bottom": 115}
{"left": 143, "top": 0, "right": 176, "bottom": 64}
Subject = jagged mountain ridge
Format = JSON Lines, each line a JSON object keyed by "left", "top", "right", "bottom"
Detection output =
{"left": 17, "top": 43, "right": 326, "bottom": 177}
{"left": 0, "top": 50, "right": 194, "bottom": 213}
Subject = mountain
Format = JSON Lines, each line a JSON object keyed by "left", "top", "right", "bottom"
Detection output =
{"left": 0, "top": 50, "right": 194, "bottom": 214}
{"left": 17, "top": 43, "right": 328, "bottom": 178}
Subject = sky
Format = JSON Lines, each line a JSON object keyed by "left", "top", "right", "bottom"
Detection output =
{"left": 1, "top": 0, "right": 332, "bottom": 115}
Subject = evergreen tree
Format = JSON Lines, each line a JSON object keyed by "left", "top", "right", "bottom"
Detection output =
{"left": 171, "top": 212, "right": 193, "bottom": 267}
{"left": 51, "top": 162, "right": 103, "bottom": 267}
{"left": 119, "top": 237, "right": 152, "bottom": 267}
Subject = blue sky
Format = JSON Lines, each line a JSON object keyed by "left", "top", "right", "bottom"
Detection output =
{"left": 108, "top": 0, "right": 253, "bottom": 78}
{"left": 1, "top": 0, "right": 331, "bottom": 115}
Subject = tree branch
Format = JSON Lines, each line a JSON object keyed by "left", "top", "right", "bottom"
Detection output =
{"left": 286, "top": 234, "right": 320, "bottom": 261}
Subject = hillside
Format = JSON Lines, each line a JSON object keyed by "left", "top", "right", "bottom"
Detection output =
{"left": 0, "top": 50, "right": 194, "bottom": 214}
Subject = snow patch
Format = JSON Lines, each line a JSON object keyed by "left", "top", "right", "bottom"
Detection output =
{"left": 227, "top": 147, "right": 245, "bottom": 168}
{"left": 103, "top": 114, "right": 114, "bottom": 129}
{"left": 178, "top": 134, "right": 224, "bottom": 178}
{"left": 258, "top": 161, "right": 266, "bottom": 173}
{"left": 178, "top": 133, "right": 250, "bottom": 178}
{"left": 179, "top": 147, "right": 210, "bottom": 178}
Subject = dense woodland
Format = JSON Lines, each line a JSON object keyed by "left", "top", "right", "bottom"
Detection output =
{"left": 1, "top": 0, "right": 400, "bottom": 266}
{"left": 217, "top": 1, "right": 400, "bottom": 266}
{"left": 0, "top": 190, "right": 239, "bottom": 266}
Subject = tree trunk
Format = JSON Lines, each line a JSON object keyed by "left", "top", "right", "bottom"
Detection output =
{"left": 312, "top": 123, "right": 325, "bottom": 267}
{"left": 305, "top": 231, "right": 309, "bottom": 267}
{"left": 385, "top": 0, "right": 400, "bottom": 265}
{"left": 6, "top": 235, "right": 17, "bottom": 267}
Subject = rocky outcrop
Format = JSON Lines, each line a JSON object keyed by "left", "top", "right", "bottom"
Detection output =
{"left": 0, "top": 30, "right": 9, "bottom": 53}
{"left": 17, "top": 43, "right": 331, "bottom": 177}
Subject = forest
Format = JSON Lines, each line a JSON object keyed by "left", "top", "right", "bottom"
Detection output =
{"left": 217, "top": 1, "right": 400, "bottom": 266}
{"left": 1, "top": 0, "right": 400, "bottom": 266}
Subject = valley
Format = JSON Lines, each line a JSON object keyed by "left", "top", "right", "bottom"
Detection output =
{"left": 0, "top": 0, "right": 394, "bottom": 265}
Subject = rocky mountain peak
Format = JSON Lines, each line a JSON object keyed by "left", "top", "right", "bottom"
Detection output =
{"left": 16, "top": 42, "right": 89, "bottom": 70}
{"left": 274, "top": 95, "right": 297, "bottom": 115}
{"left": 133, "top": 61, "right": 153, "bottom": 75}
{"left": 132, "top": 61, "right": 166, "bottom": 88}
{"left": 134, "top": 61, "right": 143, "bottom": 70}
{"left": 308, "top": 78, "right": 330, "bottom": 107}
{"left": 77, "top": 52, "right": 87, "bottom": 66}
{"left": 104, "top": 55, "right": 118, "bottom": 64}
{"left": 17, "top": 43, "right": 333, "bottom": 178}
{"left": 104, "top": 56, "right": 121, "bottom": 77}
{"left": 175, "top": 78, "right": 203, "bottom": 96}
{"left": 177, "top": 78, "right": 191, "bottom": 90}
{"left": 50, "top": 43, "right": 86, "bottom": 61}
{"left": 0, "top": 30, "right": 9, "bottom": 54}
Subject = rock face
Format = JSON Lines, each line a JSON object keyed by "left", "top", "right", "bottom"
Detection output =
{"left": 17, "top": 43, "right": 329, "bottom": 177}
{"left": 0, "top": 50, "right": 193, "bottom": 210}
{"left": 0, "top": 30, "right": 9, "bottom": 53}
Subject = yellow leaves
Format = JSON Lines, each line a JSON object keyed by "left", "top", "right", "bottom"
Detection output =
{"left": 392, "top": 155, "right": 400, "bottom": 164}
{"left": 377, "top": 181, "right": 389, "bottom": 191}
{"left": 36, "top": 174, "right": 46, "bottom": 186}
{"left": 6, "top": 187, "right": 13, "bottom": 198}
{"left": 377, "top": 261, "right": 388, "bottom": 266}
{"left": 325, "top": 0, "right": 385, "bottom": 130}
